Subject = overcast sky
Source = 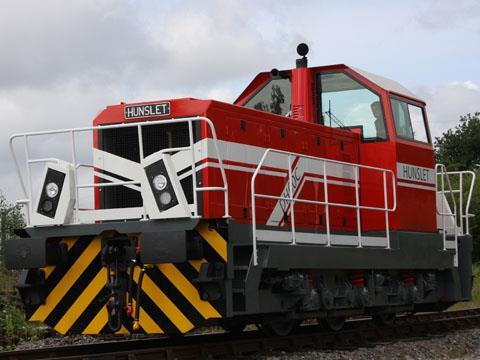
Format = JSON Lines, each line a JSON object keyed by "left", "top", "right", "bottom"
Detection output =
{"left": 1, "top": 0, "right": 479, "bottom": 203}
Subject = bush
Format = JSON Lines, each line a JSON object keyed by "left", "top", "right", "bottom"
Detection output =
{"left": 0, "top": 269, "right": 46, "bottom": 348}
{"left": 0, "top": 304, "right": 45, "bottom": 349}
{"left": 0, "top": 194, "right": 45, "bottom": 348}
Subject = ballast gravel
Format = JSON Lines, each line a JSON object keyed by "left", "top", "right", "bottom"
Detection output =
{"left": 248, "top": 328, "right": 480, "bottom": 360}
{"left": 13, "top": 334, "right": 106, "bottom": 350}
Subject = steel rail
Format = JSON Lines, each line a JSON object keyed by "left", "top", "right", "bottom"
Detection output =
{"left": 2, "top": 308, "right": 480, "bottom": 360}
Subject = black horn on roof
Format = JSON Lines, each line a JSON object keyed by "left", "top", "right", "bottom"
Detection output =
{"left": 296, "top": 43, "right": 309, "bottom": 68}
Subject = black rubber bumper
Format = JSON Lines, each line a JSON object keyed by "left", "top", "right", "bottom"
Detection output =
{"left": 4, "top": 237, "right": 64, "bottom": 270}
{"left": 9, "top": 219, "right": 201, "bottom": 268}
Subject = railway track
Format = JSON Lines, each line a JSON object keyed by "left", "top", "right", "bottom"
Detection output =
{"left": 2, "top": 308, "right": 480, "bottom": 360}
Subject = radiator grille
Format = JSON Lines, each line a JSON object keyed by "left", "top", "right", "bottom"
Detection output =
{"left": 98, "top": 123, "right": 193, "bottom": 209}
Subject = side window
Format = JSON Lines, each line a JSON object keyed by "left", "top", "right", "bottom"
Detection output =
{"left": 390, "top": 98, "right": 429, "bottom": 143}
{"left": 319, "top": 72, "right": 387, "bottom": 140}
{"left": 243, "top": 78, "right": 291, "bottom": 116}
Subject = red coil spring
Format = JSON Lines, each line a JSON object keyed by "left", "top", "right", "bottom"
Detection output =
{"left": 307, "top": 271, "right": 314, "bottom": 288}
{"left": 401, "top": 271, "right": 415, "bottom": 285}
{"left": 349, "top": 271, "right": 365, "bottom": 287}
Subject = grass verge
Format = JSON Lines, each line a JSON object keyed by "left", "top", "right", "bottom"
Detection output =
{"left": 450, "top": 262, "right": 480, "bottom": 310}
{"left": 0, "top": 270, "right": 46, "bottom": 349}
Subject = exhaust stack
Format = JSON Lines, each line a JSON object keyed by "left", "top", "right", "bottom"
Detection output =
{"left": 291, "top": 43, "right": 313, "bottom": 123}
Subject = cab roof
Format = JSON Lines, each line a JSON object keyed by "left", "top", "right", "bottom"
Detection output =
{"left": 351, "top": 66, "right": 418, "bottom": 100}
{"left": 235, "top": 64, "right": 422, "bottom": 105}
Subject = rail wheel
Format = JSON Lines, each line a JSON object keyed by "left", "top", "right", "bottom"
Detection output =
{"left": 319, "top": 316, "right": 346, "bottom": 332}
{"left": 372, "top": 313, "right": 396, "bottom": 327}
{"left": 260, "top": 319, "right": 300, "bottom": 337}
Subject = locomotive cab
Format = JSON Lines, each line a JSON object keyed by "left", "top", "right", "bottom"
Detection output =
{"left": 236, "top": 45, "right": 436, "bottom": 235}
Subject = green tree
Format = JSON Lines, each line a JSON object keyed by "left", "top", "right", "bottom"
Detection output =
{"left": 435, "top": 112, "right": 480, "bottom": 170}
{"left": 0, "top": 194, "right": 42, "bottom": 348}
{"left": 435, "top": 112, "right": 480, "bottom": 259}
{"left": 0, "top": 193, "right": 25, "bottom": 270}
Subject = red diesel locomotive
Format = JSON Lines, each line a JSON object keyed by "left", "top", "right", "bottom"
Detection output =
{"left": 6, "top": 44, "right": 475, "bottom": 336}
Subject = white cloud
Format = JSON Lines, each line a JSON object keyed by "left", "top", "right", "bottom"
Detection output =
{"left": 416, "top": 0, "right": 480, "bottom": 30}
{"left": 0, "top": 0, "right": 161, "bottom": 89}
{"left": 0, "top": 81, "right": 119, "bottom": 201}
{"left": 459, "top": 81, "right": 479, "bottom": 91}
{"left": 415, "top": 81, "right": 480, "bottom": 139}
{"left": 140, "top": 1, "right": 293, "bottom": 90}
{"left": 205, "top": 87, "right": 235, "bottom": 103}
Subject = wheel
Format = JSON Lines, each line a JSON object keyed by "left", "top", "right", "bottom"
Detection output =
{"left": 372, "top": 313, "right": 396, "bottom": 327}
{"left": 261, "top": 319, "right": 300, "bottom": 337}
{"left": 319, "top": 316, "right": 346, "bottom": 332}
{"left": 221, "top": 319, "right": 246, "bottom": 335}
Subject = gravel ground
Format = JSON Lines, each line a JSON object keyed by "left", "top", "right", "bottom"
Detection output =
{"left": 8, "top": 327, "right": 480, "bottom": 359}
{"left": 247, "top": 328, "right": 480, "bottom": 360}
{"left": 13, "top": 334, "right": 108, "bottom": 351}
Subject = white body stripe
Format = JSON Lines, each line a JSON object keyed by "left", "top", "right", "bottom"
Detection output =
{"left": 266, "top": 156, "right": 303, "bottom": 226}
{"left": 93, "top": 148, "right": 144, "bottom": 182}
{"left": 398, "top": 181, "right": 436, "bottom": 191}
{"left": 77, "top": 207, "right": 144, "bottom": 222}
{"left": 93, "top": 138, "right": 367, "bottom": 226}
{"left": 201, "top": 138, "right": 356, "bottom": 180}
{"left": 93, "top": 171, "right": 141, "bottom": 192}
{"left": 95, "top": 138, "right": 359, "bottom": 184}
{"left": 94, "top": 138, "right": 396, "bottom": 225}
{"left": 256, "top": 229, "right": 388, "bottom": 247}
{"left": 264, "top": 155, "right": 356, "bottom": 226}
{"left": 178, "top": 161, "right": 286, "bottom": 180}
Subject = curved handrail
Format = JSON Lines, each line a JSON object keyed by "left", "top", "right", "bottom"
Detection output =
{"left": 437, "top": 169, "right": 476, "bottom": 235}
{"left": 251, "top": 148, "right": 397, "bottom": 266}
{"left": 435, "top": 164, "right": 458, "bottom": 255}
{"left": 9, "top": 116, "right": 230, "bottom": 224}
{"left": 435, "top": 164, "right": 457, "bottom": 216}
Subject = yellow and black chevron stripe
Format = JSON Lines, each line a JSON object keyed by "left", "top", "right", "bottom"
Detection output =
{"left": 25, "top": 222, "right": 227, "bottom": 335}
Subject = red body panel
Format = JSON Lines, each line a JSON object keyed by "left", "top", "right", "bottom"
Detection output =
{"left": 202, "top": 101, "right": 360, "bottom": 232}
{"left": 395, "top": 139, "right": 436, "bottom": 232}
{"left": 91, "top": 64, "right": 437, "bottom": 235}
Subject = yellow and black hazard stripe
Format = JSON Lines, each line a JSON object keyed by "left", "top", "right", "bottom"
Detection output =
{"left": 28, "top": 235, "right": 107, "bottom": 334}
{"left": 24, "top": 221, "right": 228, "bottom": 335}
{"left": 196, "top": 222, "right": 227, "bottom": 263}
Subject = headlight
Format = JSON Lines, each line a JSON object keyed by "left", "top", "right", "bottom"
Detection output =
{"left": 152, "top": 175, "right": 167, "bottom": 191}
{"left": 45, "top": 182, "right": 59, "bottom": 198}
{"left": 159, "top": 191, "right": 172, "bottom": 205}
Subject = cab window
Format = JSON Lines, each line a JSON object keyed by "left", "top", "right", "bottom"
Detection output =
{"left": 390, "top": 98, "right": 429, "bottom": 143}
{"left": 244, "top": 78, "right": 292, "bottom": 116}
{"left": 318, "top": 72, "right": 387, "bottom": 140}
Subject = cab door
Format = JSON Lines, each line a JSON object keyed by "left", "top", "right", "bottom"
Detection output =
{"left": 389, "top": 95, "right": 437, "bottom": 232}
{"left": 316, "top": 70, "right": 396, "bottom": 237}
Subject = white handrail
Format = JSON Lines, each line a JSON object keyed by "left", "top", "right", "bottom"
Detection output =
{"left": 435, "top": 166, "right": 476, "bottom": 267}
{"left": 10, "top": 116, "right": 230, "bottom": 225}
{"left": 440, "top": 170, "right": 476, "bottom": 235}
{"left": 435, "top": 164, "right": 458, "bottom": 253}
{"left": 251, "top": 148, "right": 397, "bottom": 266}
